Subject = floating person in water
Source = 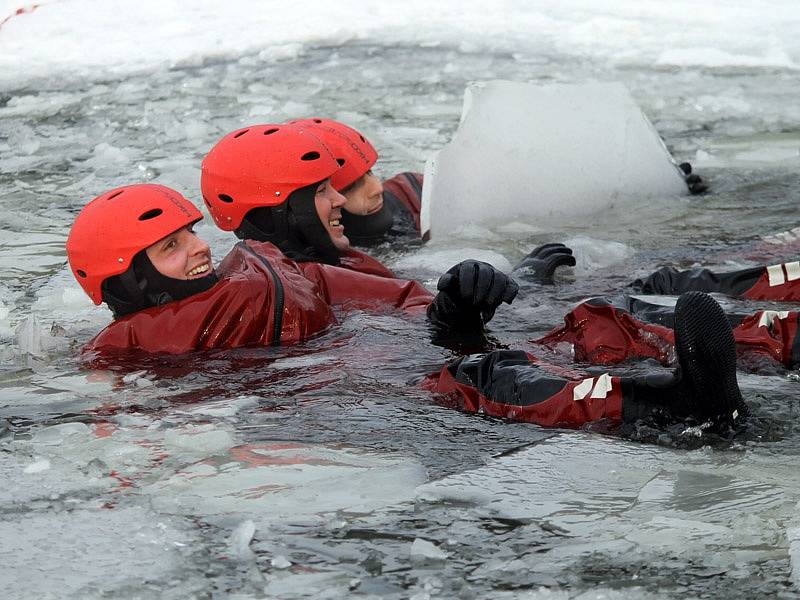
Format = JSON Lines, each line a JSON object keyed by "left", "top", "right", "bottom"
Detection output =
{"left": 288, "top": 118, "right": 422, "bottom": 247}
{"left": 421, "top": 243, "right": 751, "bottom": 434}
{"left": 426, "top": 291, "right": 747, "bottom": 434}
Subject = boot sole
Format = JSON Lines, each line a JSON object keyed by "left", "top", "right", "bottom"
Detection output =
{"left": 673, "top": 291, "right": 746, "bottom": 427}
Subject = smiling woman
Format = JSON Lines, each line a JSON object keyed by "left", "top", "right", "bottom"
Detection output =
{"left": 313, "top": 179, "right": 350, "bottom": 252}
{"left": 66, "top": 184, "right": 220, "bottom": 318}
{"left": 144, "top": 226, "right": 213, "bottom": 280}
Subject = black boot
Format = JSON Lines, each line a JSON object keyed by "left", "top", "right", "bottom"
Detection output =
{"left": 622, "top": 292, "right": 748, "bottom": 430}
{"left": 672, "top": 291, "right": 748, "bottom": 429}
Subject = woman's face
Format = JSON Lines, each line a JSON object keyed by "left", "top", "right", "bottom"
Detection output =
{"left": 342, "top": 171, "right": 384, "bottom": 216}
{"left": 314, "top": 179, "right": 350, "bottom": 251}
{"left": 145, "top": 225, "right": 213, "bottom": 279}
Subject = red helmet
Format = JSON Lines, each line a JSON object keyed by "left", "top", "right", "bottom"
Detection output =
{"left": 289, "top": 118, "right": 378, "bottom": 191}
{"left": 66, "top": 184, "right": 203, "bottom": 305}
{"left": 201, "top": 123, "right": 340, "bottom": 231}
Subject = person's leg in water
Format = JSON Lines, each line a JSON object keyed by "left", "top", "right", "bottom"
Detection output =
{"left": 427, "top": 292, "right": 747, "bottom": 432}
{"left": 535, "top": 296, "right": 800, "bottom": 371}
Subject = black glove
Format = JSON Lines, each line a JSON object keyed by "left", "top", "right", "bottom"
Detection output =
{"left": 427, "top": 260, "right": 518, "bottom": 331}
{"left": 513, "top": 243, "right": 576, "bottom": 284}
{"left": 679, "top": 162, "right": 708, "bottom": 195}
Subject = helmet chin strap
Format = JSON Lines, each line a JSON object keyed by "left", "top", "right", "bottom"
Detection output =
{"left": 235, "top": 181, "right": 342, "bottom": 265}
{"left": 102, "top": 252, "right": 218, "bottom": 319}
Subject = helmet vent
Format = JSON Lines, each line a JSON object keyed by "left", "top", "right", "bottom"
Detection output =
{"left": 359, "top": 135, "right": 366, "bottom": 142}
{"left": 108, "top": 190, "right": 125, "bottom": 200}
{"left": 301, "top": 151, "right": 320, "bottom": 161}
{"left": 218, "top": 194, "right": 234, "bottom": 203}
{"left": 233, "top": 129, "right": 250, "bottom": 138}
{"left": 313, "top": 118, "right": 322, "bottom": 123}
{"left": 138, "top": 208, "right": 163, "bottom": 221}
{"left": 264, "top": 128, "right": 279, "bottom": 135}
{"left": 337, "top": 158, "right": 346, "bottom": 166}
{"left": 76, "top": 269, "right": 87, "bottom": 278}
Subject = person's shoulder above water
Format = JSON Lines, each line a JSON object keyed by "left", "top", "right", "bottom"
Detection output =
{"left": 337, "top": 247, "right": 396, "bottom": 278}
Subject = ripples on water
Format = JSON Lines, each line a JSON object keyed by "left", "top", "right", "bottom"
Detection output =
{"left": 2, "top": 42, "right": 800, "bottom": 598}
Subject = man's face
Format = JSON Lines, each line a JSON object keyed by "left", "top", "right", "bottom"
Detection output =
{"left": 342, "top": 171, "right": 384, "bottom": 216}
{"left": 145, "top": 225, "right": 213, "bottom": 279}
{"left": 314, "top": 179, "right": 350, "bottom": 251}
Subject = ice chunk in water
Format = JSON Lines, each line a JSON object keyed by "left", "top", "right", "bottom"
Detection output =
{"left": 163, "top": 424, "right": 236, "bottom": 455}
{"left": 228, "top": 520, "right": 256, "bottom": 562}
{"left": 410, "top": 538, "right": 448, "bottom": 562}
{"left": 15, "top": 314, "right": 44, "bottom": 357}
{"left": 391, "top": 246, "right": 512, "bottom": 283}
{"left": 13, "top": 308, "right": 79, "bottom": 356}
{"left": 417, "top": 433, "right": 795, "bottom": 576}
{"left": 145, "top": 443, "right": 426, "bottom": 521}
{"left": 421, "top": 81, "right": 687, "bottom": 238}
{"left": 31, "top": 422, "right": 91, "bottom": 445}
{"left": 271, "top": 555, "right": 292, "bottom": 569}
{"left": 86, "top": 142, "right": 132, "bottom": 170}
{"left": 22, "top": 458, "right": 51, "bottom": 474}
{"left": 566, "top": 236, "right": 636, "bottom": 275}
{"left": 0, "top": 507, "right": 194, "bottom": 598}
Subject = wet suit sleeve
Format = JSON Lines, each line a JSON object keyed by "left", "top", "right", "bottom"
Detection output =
{"left": 632, "top": 262, "right": 800, "bottom": 301}
{"left": 297, "top": 262, "right": 433, "bottom": 314}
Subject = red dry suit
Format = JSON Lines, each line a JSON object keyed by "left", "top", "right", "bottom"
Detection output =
{"left": 84, "top": 241, "right": 433, "bottom": 355}
{"left": 339, "top": 248, "right": 395, "bottom": 278}
{"left": 382, "top": 171, "right": 423, "bottom": 234}
{"left": 424, "top": 350, "right": 625, "bottom": 428}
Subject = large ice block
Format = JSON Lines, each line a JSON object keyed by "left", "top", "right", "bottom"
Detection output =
{"left": 421, "top": 81, "right": 687, "bottom": 238}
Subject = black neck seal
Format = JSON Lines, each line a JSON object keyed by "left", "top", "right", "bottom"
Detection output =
{"left": 101, "top": 252, "right": 219, "bottom": 319}
{"left": 234, "top": 181, "right": 341, "bottom": 265}
{"left": 339, "top": 200, "right": 394, "bottom": 247}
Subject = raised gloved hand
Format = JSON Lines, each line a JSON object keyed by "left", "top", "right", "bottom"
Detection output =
{"left": 513, "top": 243, "right": 576, "bottom": 284}
{"left": 427, "top": 260, "right": 518, "bottom": 330}
{"left": 679, "top": 162, "right": 709, "bottom": 195}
